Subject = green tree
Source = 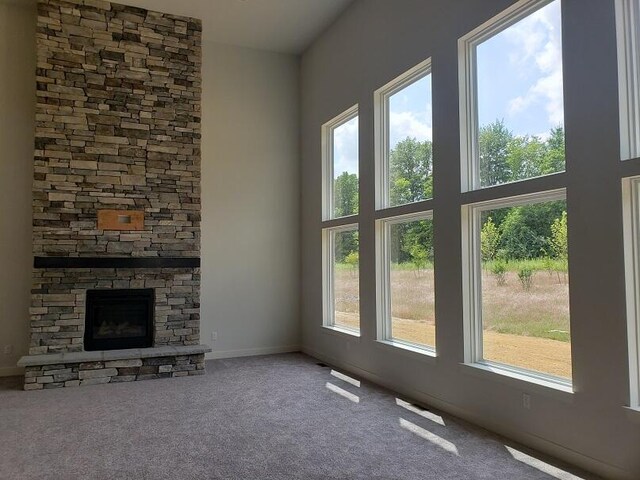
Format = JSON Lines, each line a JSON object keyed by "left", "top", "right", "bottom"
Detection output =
{"left": 335, "top": 229, "right": 358, "bottom": 264}
{"left": 499, "top": 207, "right": 541, "bottom": 260}
{"left": 540, "top": 126, "right": 565, "bottom": 175}
{"left": 334, "top": 172, "right": 358, "bottom": 217}
{"left": 550, "top": 210, "right": 568, "bottom": 266}
{"left": 474, "top": 120, "right": 568, "bottom": 262}
{"left": 498, "top": 202, "right": 566, "bottom": 260}
{"left": 480, "top": 216, "right": 500, "bottom": 261}
{"left": 478, "top": 120, "right": 513, "bottom": 187}
{"left": 344, "top": 251, "right": 359, "bottom": 277}
{"left": 401, "top": 219, "right": 434, "bottom": 268}
{"left": 507, "top": 135, "right": 546, "bottom": 181}
{"left": 389, "top": 138, "right": 433, "bottom": 205}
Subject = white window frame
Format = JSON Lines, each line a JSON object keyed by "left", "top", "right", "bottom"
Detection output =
{"left": 321, "top": 105, "right": 359, "bottom": 221}
{"left": 616, "top": 0, "right": 640, "bottom": 161}
{"left": 461, "top": 188, "right": 572, "bottom": 388}
{"left": 376, "top": 211, "right": 436, "bottom": 355}
{"left": 458, "top": 0, "right": 563, "bottom": 192}
{"left": 374, "top": 58, "right": 432, "bottom": 210}
{"left": 322, "top": 223, "right": 360, "bottom": 335}
{"left": 623, "top": 177, "right": 640, "bottom": 406}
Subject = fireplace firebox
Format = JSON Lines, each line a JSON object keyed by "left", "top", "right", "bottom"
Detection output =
{"left": 84, "top": 289, "right": 154, "bottom": 351}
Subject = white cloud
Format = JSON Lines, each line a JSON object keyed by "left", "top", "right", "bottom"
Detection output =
{"left": 332, "top": 117, "right": 358, "bottom": 177}
{"left": 389, "top": 110, "right": 432, "bottom": 147}
{"left": 332, "top": 108, "right": 432, "bottom": 177}
{"left": 506, "top": 1, "right": 564, "bottom": 128}
{"left": 535, "top": 130, "right": 553, "bottom": 142}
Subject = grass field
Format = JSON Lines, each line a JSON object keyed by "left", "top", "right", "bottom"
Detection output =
{"left": 333, "top": 263, "right": 572, "bottom": 379}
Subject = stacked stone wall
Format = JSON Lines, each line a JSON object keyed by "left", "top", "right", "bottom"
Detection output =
{"left": 34, "top": 0, "right": 202, "bottom": 257}
{"left": 20, "top": 1, "right": 206, "bottom": 389}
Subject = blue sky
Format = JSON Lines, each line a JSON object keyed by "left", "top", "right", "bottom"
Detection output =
{"left": 331, "top": 77, "right": 432, "bottom": 179}
{"left": 332, "top": 116, "right": 358, "bottom": 178}
{"left": 388, "top": 75, "right": 433, "bottom": 149}
{"left": 477, "top": 0, "right": 563, "bottom": 138}
{"left": 332, "top": 0, "right": 563, "bottom": 178}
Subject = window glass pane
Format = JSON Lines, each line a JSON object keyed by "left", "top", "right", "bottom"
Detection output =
{"left": 333, "top": 228, "right": 359, "bottom": 330}
{"left": 617, "top": 0, "right": 640, "bottom": 160}
{"left": 624, "top": 178, "right": 640, "bottom": 405}
{"left": 332, "top": 116, "right": 359, "bottom": 217}
{"left": 388, "top": 74, "right": 433, "bottom": 206}
{"left": 479, "top": 199, "right": 571, "bottom": 378}
{"left": 476, "top": 0, "right": 565, "bottom": 187}
{"left": 388, "top": 218, "right": 435, "bottom": 348}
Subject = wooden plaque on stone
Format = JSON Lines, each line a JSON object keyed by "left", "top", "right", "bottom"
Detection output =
{"left": 97, "top": 210, "right": 145, "bottom": 231}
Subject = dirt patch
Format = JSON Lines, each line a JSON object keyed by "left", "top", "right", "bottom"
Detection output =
{"left": 333, "top": 267, "right": 572, "bottom": 379}
{"left": 336, "top": 313, "right": 571, "bottom": 378}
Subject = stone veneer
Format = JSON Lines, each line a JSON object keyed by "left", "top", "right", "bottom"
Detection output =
{"left": 34, "top": 0, "right": 201, "bottom": 257}
{"left": 30, "top": 268, "right": 200, "bottom": 355}
{"left": 18, "top": 0, "right": 208, "bottom": 389}
{"left": 23, "top": 351, "right": 205, "bottom": 390}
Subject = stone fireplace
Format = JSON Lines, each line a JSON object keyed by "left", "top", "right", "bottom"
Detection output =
{"left": 17, "top": 0, "right": 210, "bottom": 389}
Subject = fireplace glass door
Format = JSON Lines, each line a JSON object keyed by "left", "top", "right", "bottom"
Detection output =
{"left": 84, "top": 289, "right": 154, "bottom": 351}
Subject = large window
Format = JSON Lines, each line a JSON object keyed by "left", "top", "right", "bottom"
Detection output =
{"left": 623, "top": 177, "right": 640, "bottom": 407}
{"left": 460, "top": 0, "right": 572, "bottom": 387}
{"left": 323, "top": 225, "right": 360, "bottom": 332}
{"left": 322, "top": 107, "right": 360, "bottom": 334}
{"left": 463, "top": 191, "right": 571, "bottom": 381}
{"left": 375, "top": 59, "right": 433, "bottom": 209}
{"left": 323, "top": 106, "right": 359, "bottom": 220}
{"left": 620, "top": 1, "right": 640, "bottom": 410}
{"left": 617, "top": 0, "right": 640, "bottom": 160}
{"left": 377, "top": 213, "right": 435, "bottom": 351}
{"left": 375, "top": 60, "right": 436, "bottom": 354}
{"left": 460, "top": 0, "right": 565, "bottom": 191}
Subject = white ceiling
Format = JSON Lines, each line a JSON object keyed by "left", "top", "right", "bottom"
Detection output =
{"left": 3, "top": 0, "right": 353, "bottom": 53}
{"left": 109, "top": 0, "right": 353, "bottom": 54}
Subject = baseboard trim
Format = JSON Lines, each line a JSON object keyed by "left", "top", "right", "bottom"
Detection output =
{"left": 0, "top": 366, "right": 24, "bottom": 378}
{"left": 302, "top": 345, "right": 633, "bottom": 480}
{"left": 207, "top": 345, "right": 300, "bottom": 360}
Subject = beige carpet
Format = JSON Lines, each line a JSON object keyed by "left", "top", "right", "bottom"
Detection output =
{"left": 0, "top": 353, "right": 597, "bottom": 479}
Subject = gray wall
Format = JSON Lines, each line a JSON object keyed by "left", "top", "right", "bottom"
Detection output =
{"left": 201, "top": 43, "right": 300, "bottom": 358}
{"left": 300, "top": 0, "right": 640, "bottom": 478}
{"left": 0, "top": 1, "right": 35, "bottom": 376}
{"left": 0, "top": 2, "right": 300, "bottom": 370}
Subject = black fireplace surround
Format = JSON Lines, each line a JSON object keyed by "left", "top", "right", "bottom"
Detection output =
{"left": 84, "top": 289, "right": 154, "bottom": 351}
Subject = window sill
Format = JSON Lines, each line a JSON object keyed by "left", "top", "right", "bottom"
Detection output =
{"left": 321, "top": 325, "right": 361, "bottom": 338}
{"left": 459, "top": 362, "right": 574, "bottom": 403}
{"left": 375, "top": 340, "right": 436, "bottom": 363}
{"left": 623, "top": 406, "right": 640, "bottom": 424}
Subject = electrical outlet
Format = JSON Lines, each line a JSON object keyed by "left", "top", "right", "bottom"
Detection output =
{"left": 211, "top": 331, "right": 218, "bottom": 342}
{"left": 522, "top": 393, "right": 531, "bottom": 410}
{"left": 3, "top": 345, "right": 13, "bottom": 355}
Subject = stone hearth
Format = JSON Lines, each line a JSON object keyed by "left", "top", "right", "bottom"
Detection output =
{"left": 17, "top": 0, "right": 209, "bottom": 389}
{"left": 21, "top": 346, "right": 208, "bottom": 389}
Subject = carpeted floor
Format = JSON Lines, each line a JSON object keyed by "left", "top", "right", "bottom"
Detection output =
{"left": 0, "top": 353, "right": 598, "bottom": 480}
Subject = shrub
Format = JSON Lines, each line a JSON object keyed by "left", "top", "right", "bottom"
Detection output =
{"left": 518, "top": 267, "right": 534, "bottom": 291}
{"left": 491, "top": 261, "right": 507, "bottom": 286}
{"left": 542, "top": 256, "right": 554, "bottom": 277}
{"left": 408, "top": 244, "right": 429, "bottom": 274}
{"left": 550, "top": 211, "right": 568, "bottom": 283}
{"left": 481, "top": 217, "right": 500, "bottom": 261}
{"left": 344, "top": 251, "right": 359, "bottom": 277}
{"left": 550, "top": 211, "right": 568, "bottom": 262}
